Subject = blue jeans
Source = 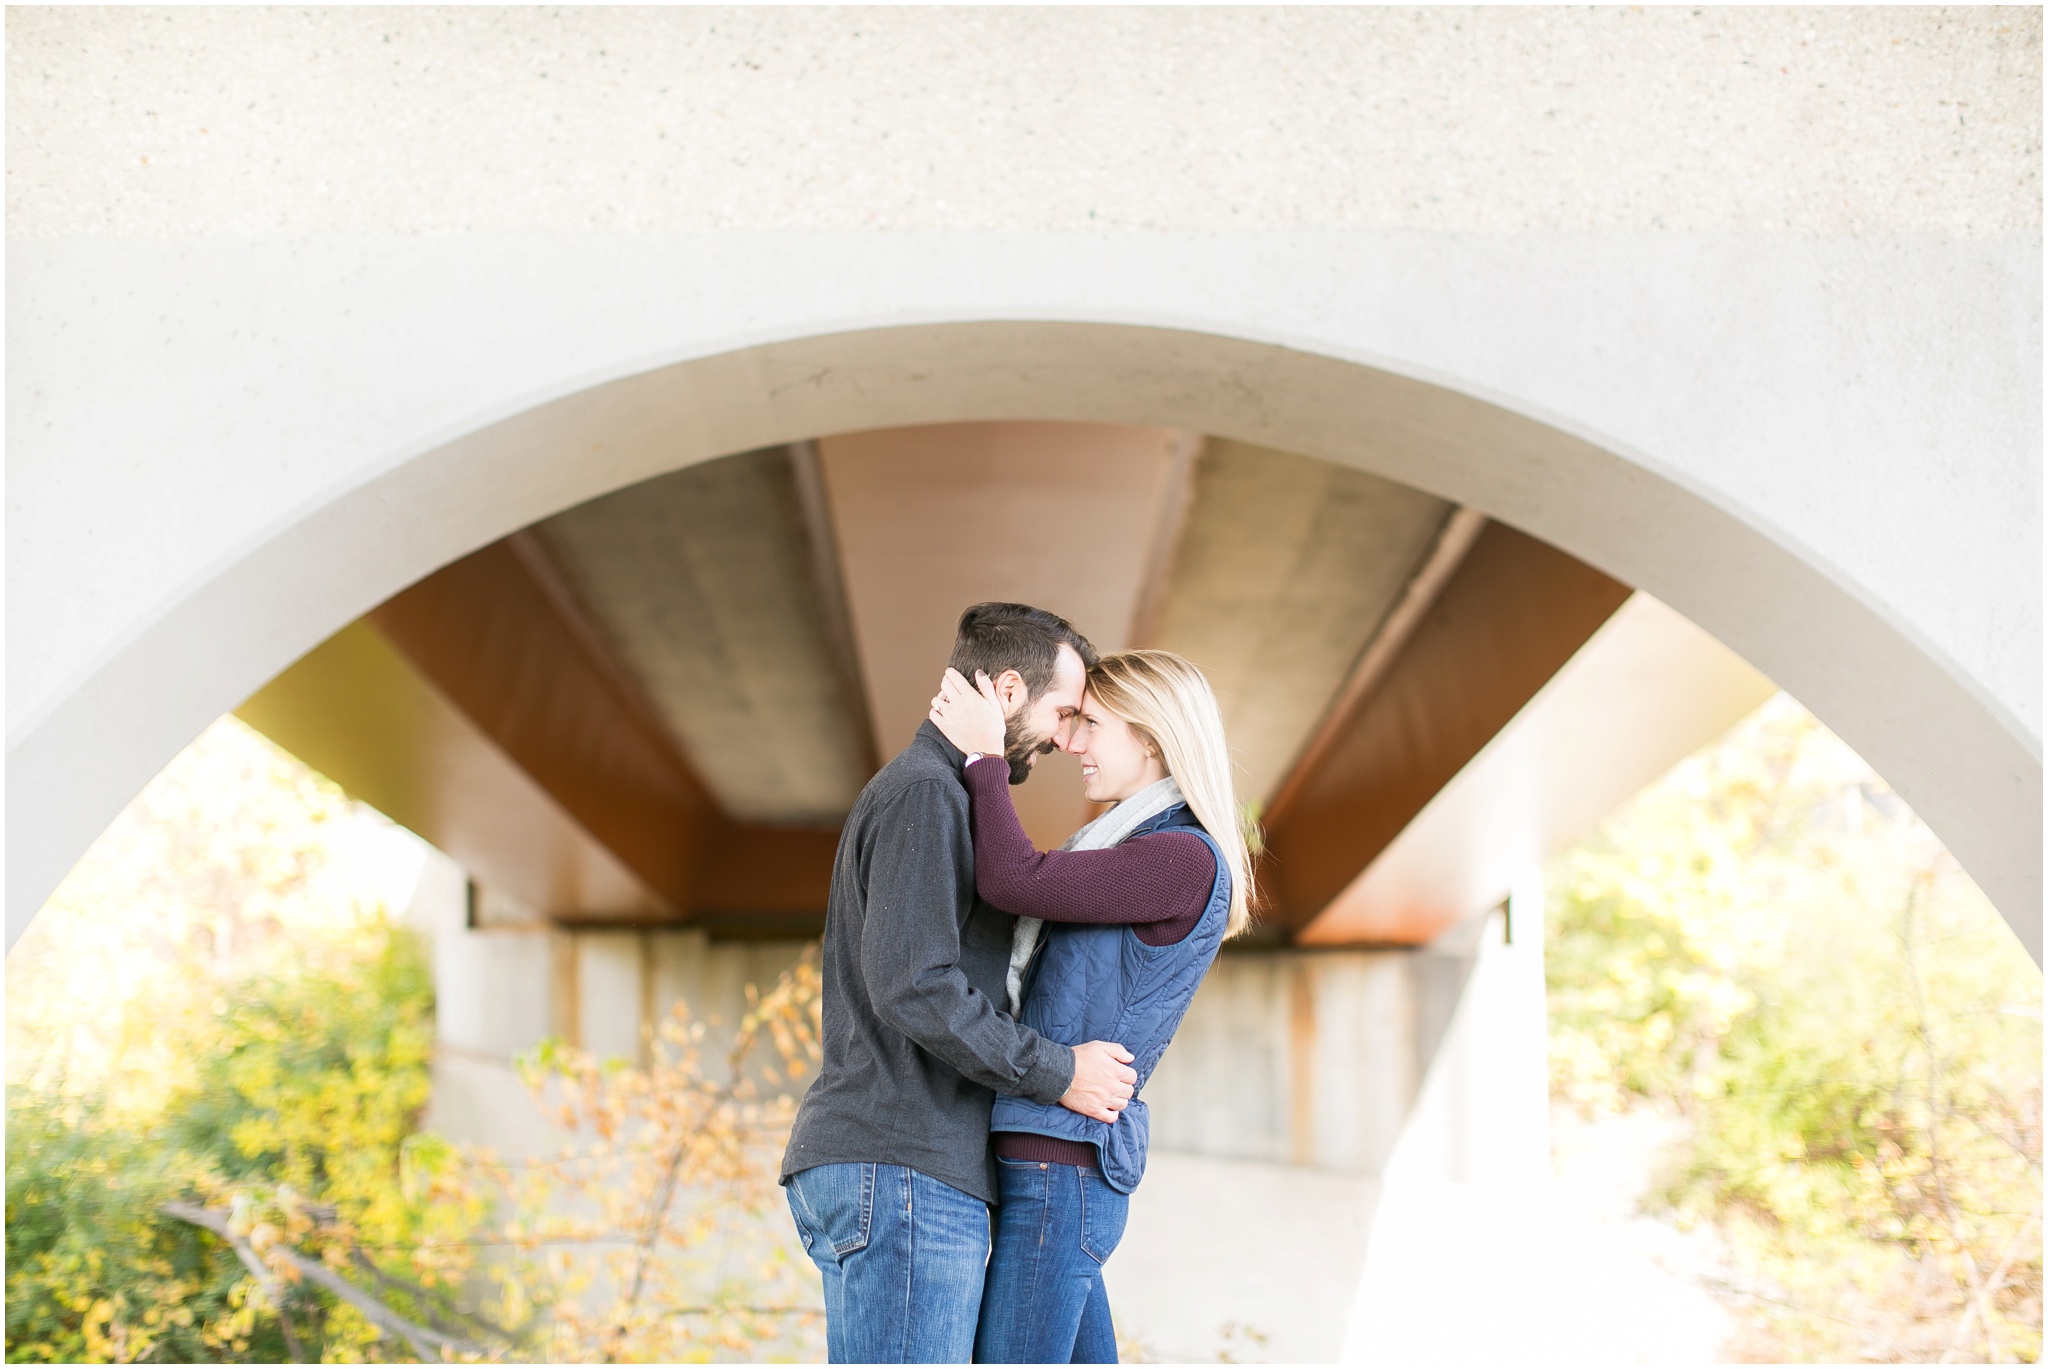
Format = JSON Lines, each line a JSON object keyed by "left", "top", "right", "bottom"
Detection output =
{"left": 974, "top": 1156, "right": 1131, "bottom": 1363}
{"left": 785, "top": 1162, "right": 990, "bottom": 1363}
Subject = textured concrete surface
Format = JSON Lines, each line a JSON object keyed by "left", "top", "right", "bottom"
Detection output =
{"left": 422, "top": 430, "right": 1457, "bottom": 829}
{"left": 540, "top": 449, "right": 870, "bottom": 824}
{"left": 1144, "top": 946, "right": 1433, "bottom": 1174}
{"left": 7, "top": 10, "right": 2038, "bottom": 955}
{"left": 9, "top": 261, "right": 2037, "bottom": 952}
{"left": 1154, "top": 440, "right": 1450, "bottom": 806}
{"left": 11, "top": 234, "right": 2033, "bottom": 759}
{"left": 8, "top": 7, "right": 2038, "bottom": 237}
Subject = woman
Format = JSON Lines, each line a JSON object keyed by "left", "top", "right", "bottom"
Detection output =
{"left": 926, "top": 649, "right": 1255, "bottom": 1364}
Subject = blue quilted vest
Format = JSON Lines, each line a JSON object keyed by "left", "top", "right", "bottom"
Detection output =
{"left": 988, "top": 803, "right": 1231, "bottom": 1194}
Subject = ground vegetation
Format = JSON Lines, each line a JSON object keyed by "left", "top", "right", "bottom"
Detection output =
{"left": 5, "top": 720, "right": 823, "bottom": 1363}
{"left": 1547, "top": 695, "right": 2042, "bottom": 1363}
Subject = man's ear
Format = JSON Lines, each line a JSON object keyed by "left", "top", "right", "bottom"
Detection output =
{"left": 992, "top": 668, "right": 1028, "bottom": 712}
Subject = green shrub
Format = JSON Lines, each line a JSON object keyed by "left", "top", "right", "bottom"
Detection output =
{"left": 1548, "top": 696, "right": 2042, "bottom": 1361}
{"left": 6, "top": 913, "right": 446, "bottom": 1362}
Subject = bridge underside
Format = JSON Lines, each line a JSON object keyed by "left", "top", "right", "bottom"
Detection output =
{"left": 238, "top": 422, "right": 1772, "bottom": 947}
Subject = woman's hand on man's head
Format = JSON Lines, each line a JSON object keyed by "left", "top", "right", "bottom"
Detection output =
{"left": 929, "top": 666, "right": 1008, "bottom": 758}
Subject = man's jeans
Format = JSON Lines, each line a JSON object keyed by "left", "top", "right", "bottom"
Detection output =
{"left": 973, "top": 1156, "right": 1131, "bottom": 1363}
{"left": 785, "top": 1162, "right": 989, "bottom": 1363}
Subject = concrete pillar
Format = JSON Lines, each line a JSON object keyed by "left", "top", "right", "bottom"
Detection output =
{"left": 573, "top": 931, "right": 646, "bottom": 1065}
{"left": 1340, "top": 874, "right": 1558, "bottom": 1362}
{"left": 1400, "top": 875, "right": 1550, "bottom": 1186}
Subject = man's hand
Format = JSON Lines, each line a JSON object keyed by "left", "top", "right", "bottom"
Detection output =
{"left": 1060, "top": 1041, "right": 1137, "bottom": 1123}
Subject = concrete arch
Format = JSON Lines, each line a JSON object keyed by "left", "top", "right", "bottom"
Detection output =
{"left": 8, "top": 319, "right": 2038, "bottom": 958}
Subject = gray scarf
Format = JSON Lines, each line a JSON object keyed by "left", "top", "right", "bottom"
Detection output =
{"left": 1003, "top": 776, "right": 1186, "bottom": 1016}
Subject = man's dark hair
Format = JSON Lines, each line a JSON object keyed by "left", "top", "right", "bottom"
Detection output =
{"left": 948, "top": 602, "right": 1099, "bottom": 699}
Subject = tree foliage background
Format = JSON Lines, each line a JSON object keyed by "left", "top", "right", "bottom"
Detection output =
{"left": 1547, "top": 695, "right": 2042, "bottom": 1362}
{"left": 14, "top": 694, "right": 2040, "bottom": 1364}
{"left": 6, "top": 720, "right": 822, "bottom": 1363}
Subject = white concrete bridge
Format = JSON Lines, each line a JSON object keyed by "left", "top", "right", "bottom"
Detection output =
{"left": 8, "top": 7, "right": 2039, "bottom": 1358}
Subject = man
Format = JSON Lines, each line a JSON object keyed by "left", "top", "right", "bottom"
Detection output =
{"left": 781, "top": 602, "right": 1140, "bottom": 1363}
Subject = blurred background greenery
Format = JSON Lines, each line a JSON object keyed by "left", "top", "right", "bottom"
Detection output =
{"left": 5, "top": 723, "right": 819, "bottom": 1362}
{"left": 1548, "top": 695, "right": 2042, "bottom": 1363}
{"left": 7, "top": 700, "right": 2041, "bottom": 1362}
{"left": 5, "top": 723, "right": 447, "bottom": 1361}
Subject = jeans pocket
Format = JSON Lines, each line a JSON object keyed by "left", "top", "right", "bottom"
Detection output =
{"left": 1076, "top": 1171, "right": 1129, "bottom": 1265}
{"left": 788, "top": 1162, "right": 875, "bottom": 1257}
{"left": 784, "top": 1187, "right": 816, "bottom": 1253}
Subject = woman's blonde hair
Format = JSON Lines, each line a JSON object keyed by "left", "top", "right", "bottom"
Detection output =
{"left": 1086, "top": 649, "right": 1256, "bottom": 938}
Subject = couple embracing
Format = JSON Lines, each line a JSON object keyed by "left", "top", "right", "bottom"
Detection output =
{"left": 780, "top": 602, "right": 1254, "bottom": 1363}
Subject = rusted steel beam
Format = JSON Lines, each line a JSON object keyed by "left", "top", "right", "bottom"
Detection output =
{"left": 237, "top": 618, "right": 673, "bottom": 920}
{"left": 360, "top": 533, "right": 843, "bottom": 929}
{"left": 370, "top": 534, "right": 722, "bottom": 913}
{"left": 1255, "top": 521, "right": 1631, "bottom": 938}
{"left": 246, "top": 592, "right": 846, "bottom": 931}
{"left": 1296, "top": 594, "right": 1775, "bottom": 947}
{"left": 693, "top": 824, "right": 842, "bottom": 927}
{"left": 1262, "top": 507, "right": 1490, "bottom": 821}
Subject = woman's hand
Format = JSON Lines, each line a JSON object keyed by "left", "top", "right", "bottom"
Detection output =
{"left": 928, "top": 666, "right": 1008, "bottom": 758}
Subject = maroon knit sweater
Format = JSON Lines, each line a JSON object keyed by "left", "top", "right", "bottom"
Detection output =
{"left": 963, "top": 758, "right": 1216, "bottom": 944}
{"left": 964, "top": 757, "right": 1218, "bottom": 1168}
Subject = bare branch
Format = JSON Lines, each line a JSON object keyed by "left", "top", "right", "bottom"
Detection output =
{"left": 162, "top": 1201, "right": 483, "bottom": 1362}
{"left": 597, "top": 946, "right": 820, "bottom": 1362}
{"left": 349, "top": 1247, "right": 517, "bottom": 1343}
{"left": 1941, "top": 1206, "right": 2041, "bottom": 1364}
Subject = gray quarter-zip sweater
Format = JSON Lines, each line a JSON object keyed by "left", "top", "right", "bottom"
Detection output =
{"left": 780, "top": 722, "right": 1076, "bottom": 1205}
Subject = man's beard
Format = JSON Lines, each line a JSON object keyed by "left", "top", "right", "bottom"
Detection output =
{"left": 1002, "top": 712, "right": 1056, "bottom": 785}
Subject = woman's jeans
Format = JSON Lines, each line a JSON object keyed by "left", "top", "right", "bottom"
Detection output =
{"left": 785, "top": 1162, "right": 990, "bottom": 1363}
{"left": 974, "top": 1156, "right": 1132, "bottom": 1364}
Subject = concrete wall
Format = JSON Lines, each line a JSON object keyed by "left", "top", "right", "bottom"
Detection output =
{"left": 1145, "top": 939, "right": 1482, "bottom": 1175}
{"left": 418, "top": 836, "right": 1485, "bottom": 1185}
{"left": 9, "top": 8, "right": 2038, "bottom": 956}
{"left": 408, "top": 843, "right": 1548, "bottom": 1361}
{"left": 409, "top": 846, "right": 814, "bottom": 1147}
